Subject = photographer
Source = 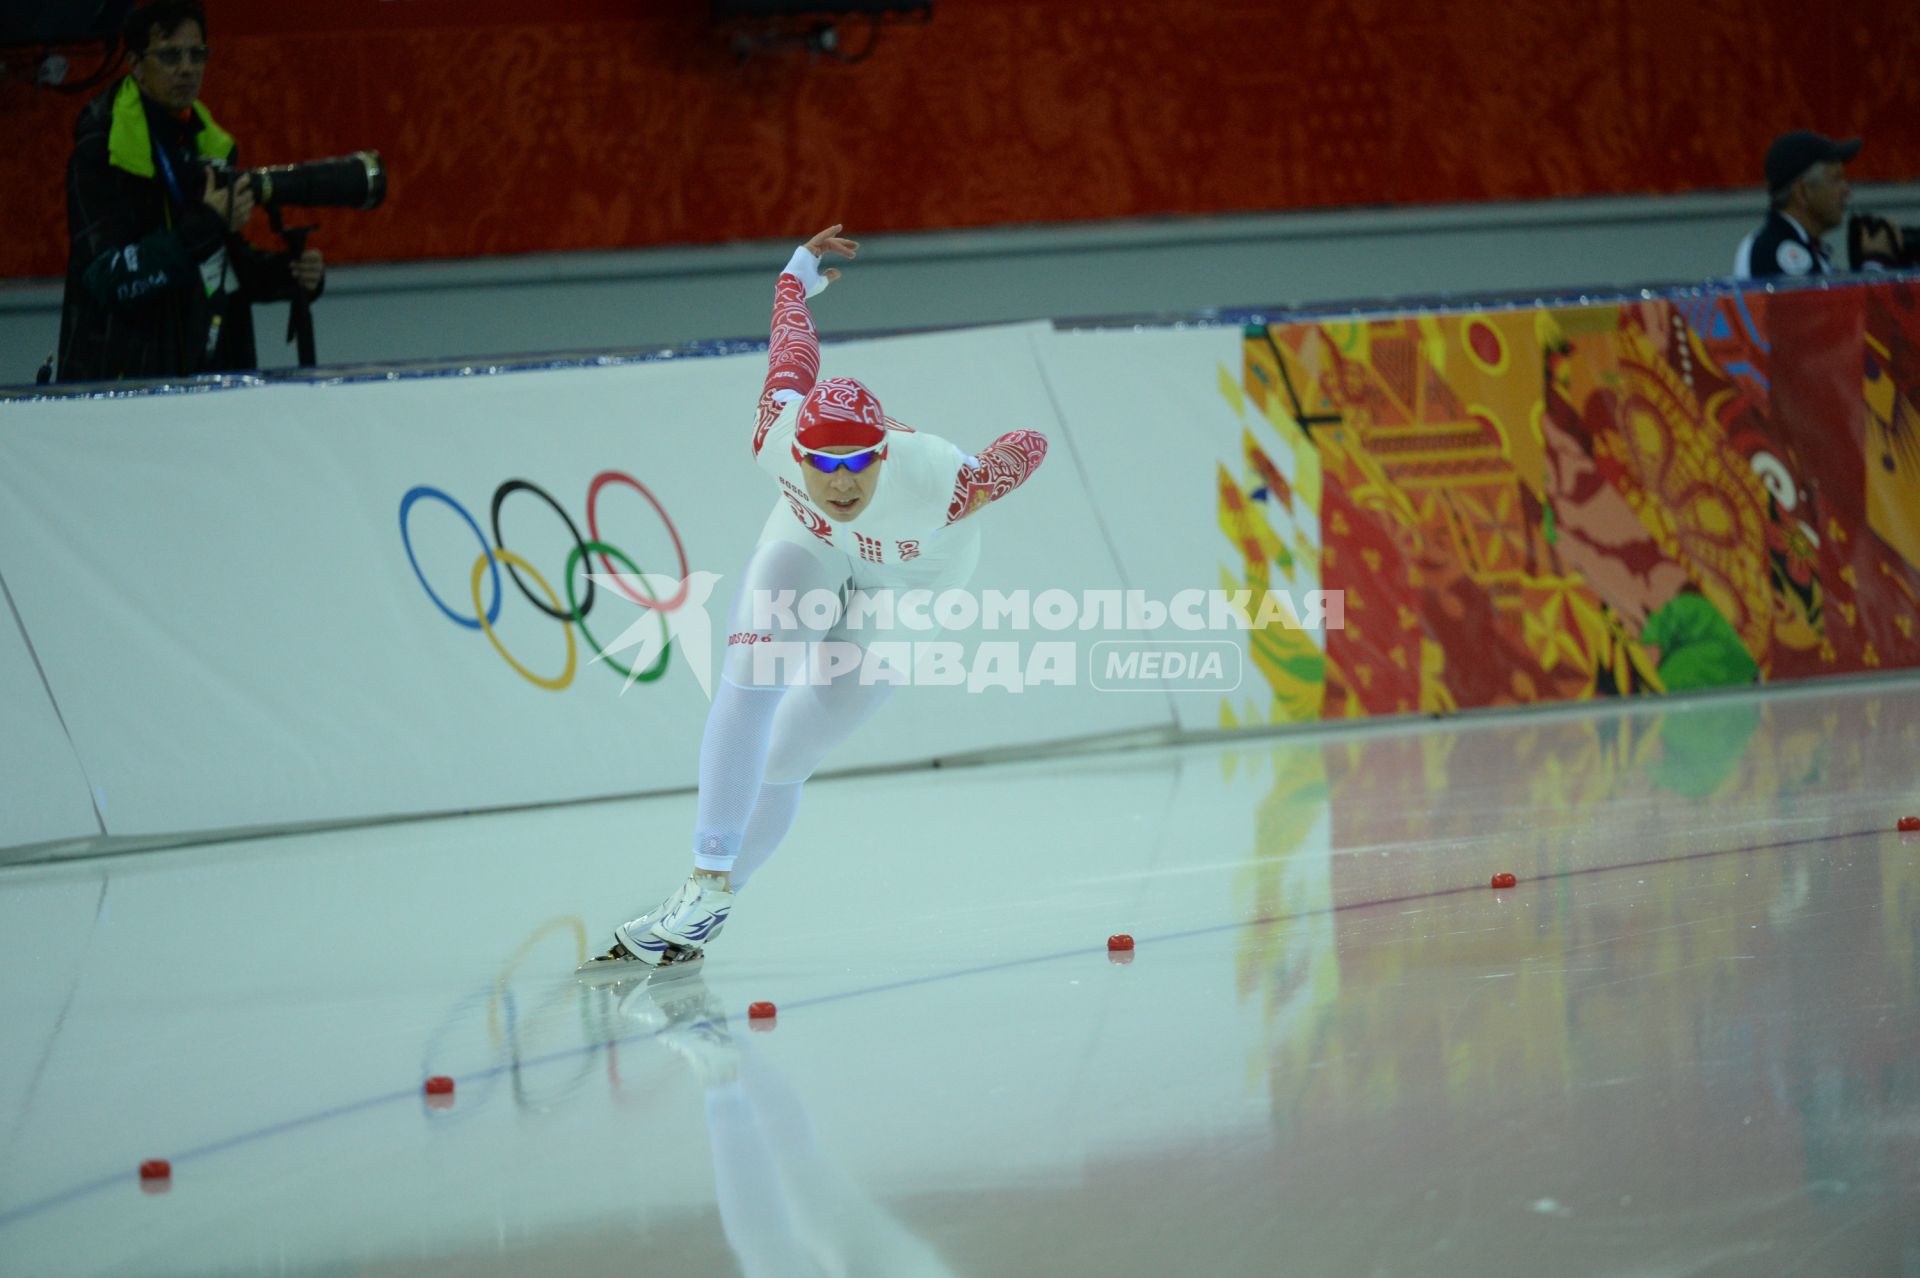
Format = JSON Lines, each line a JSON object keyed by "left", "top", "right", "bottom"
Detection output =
{"left": 1734, "top": 130, "right": 1900, "bottom": 280}
{"left": 57, "top": 1, "right": 323, "bottom": 383}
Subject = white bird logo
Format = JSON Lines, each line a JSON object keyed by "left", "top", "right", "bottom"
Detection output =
{"left": 585, "top": 571, "right": 725, "bottom": 699}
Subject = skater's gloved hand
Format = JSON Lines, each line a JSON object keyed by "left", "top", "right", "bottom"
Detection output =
{"left": 784, "top": 223, "right": 859, "bottom": 297}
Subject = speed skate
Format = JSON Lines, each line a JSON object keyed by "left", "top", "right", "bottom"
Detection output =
{"left": 577, "top": 871, "right": 736, "bottom": 980}
{"left": 575, "top": 942, "right": 706, "bottom": 983}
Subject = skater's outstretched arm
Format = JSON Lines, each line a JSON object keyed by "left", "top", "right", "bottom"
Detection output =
{"left": 946, "top": 429, "right": 1050, "bottom": 523}
{"left": 753, "top": 225, "right": 859, "bottom": 458}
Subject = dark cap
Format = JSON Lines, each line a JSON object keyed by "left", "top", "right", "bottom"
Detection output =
{"left": 1765, "top": 131, "right": 1861, "bottom": 193}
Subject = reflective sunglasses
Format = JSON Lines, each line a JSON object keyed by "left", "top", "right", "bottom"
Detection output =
{"left": 796, "top": 443, "right": 884, "bottom": 474}
{"left": 144, "top": 45, "right": 211, "bottom": 68}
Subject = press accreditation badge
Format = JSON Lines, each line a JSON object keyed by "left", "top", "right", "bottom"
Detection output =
{"left": 199, "top": 247, "right": 229, "bottom": 297}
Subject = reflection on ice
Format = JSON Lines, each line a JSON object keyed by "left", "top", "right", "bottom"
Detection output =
{"left": 0, "top": 680, "right": 1915, "bottom": 1275}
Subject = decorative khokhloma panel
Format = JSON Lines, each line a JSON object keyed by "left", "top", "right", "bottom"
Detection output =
{"left": 1218, "top": 279, "right": 1920, "bottom": 725}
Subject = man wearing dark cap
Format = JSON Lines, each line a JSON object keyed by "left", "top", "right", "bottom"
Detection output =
{"left": 1734, "top": 131, "right": 1893, "bottom": 279}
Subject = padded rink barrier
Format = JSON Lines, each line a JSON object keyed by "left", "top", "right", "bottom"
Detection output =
{"left": 0, "top": 324, "right": 1164, "bottom": 853}
{"left": 4, "top": 272, "right": 1920, "bottom": 857}
{"left": 1047, "top": 273, "right": 1920, "bottom": 731}
{"left": 0, "top": 580, "right": 99, "bottom": 848}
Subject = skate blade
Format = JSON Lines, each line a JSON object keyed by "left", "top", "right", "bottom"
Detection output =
{"left": 574, "top": 949, "right": 705, "bottom": 983}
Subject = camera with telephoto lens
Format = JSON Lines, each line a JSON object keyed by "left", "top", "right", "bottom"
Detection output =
{"left": 205, "top": 150, "right": 387, "bottom": 211}
{"left": 1847, "top": 210, "right": 1920, "bottom": 270}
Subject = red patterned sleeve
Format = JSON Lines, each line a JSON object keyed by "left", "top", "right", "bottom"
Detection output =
{"left": 753, "top": 273, "right": 819, "bottom": 458}
{"left": 946, "top": 429, "right": 1049, "bottom": 524}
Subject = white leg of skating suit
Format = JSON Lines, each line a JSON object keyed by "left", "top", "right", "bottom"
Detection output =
{"left": 726, "top": 782, "right": 805, "bottom": 892}
{"left": 690, "top": 542, "right": 845, "bottom": 874}
{"left": 727, "top": 641, "right": 901, "bottom": 889}
{"left": 713, "top": 507, "right": 977, "bottom": 886}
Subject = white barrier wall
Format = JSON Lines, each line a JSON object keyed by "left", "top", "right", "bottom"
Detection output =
{"left": 8, "top": 272, "right": 1919, "bottom": 860}
{"left": 0, "top": 583, "right": 100, "bottom": 847}
{"left": 0, "top": 322, "right": 1172, "bottom": 851}
{"left": 1041, "top": 325, "right": 1322, "bottom": 731}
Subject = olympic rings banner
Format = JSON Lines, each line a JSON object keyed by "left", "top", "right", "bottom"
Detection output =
{"left": 397, "top": 473, "right": 704, "bottom": 696}
{"left": 0, "top": 322, "right": 1152, "bottom": 850}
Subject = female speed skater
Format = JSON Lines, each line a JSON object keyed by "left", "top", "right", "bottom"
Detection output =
{"left": 581, "top": 224, "right": 1050, "bottom": 975}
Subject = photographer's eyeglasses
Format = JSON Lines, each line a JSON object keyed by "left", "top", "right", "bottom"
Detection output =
{"left": 144, "top": 45, "right": 210, "bottom": 68}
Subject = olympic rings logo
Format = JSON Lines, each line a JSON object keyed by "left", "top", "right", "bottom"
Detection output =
{"left": 399, "top": 471, "right": 695, "bottom": 692}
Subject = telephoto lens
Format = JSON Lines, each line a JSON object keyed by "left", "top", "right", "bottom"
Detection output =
{"left": 250, "top": 151, "right": 387, "bottom": 211}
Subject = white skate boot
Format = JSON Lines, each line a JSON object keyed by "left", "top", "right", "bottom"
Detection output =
{"left": 577, "top": 872, "right": 736, "bottom": 978}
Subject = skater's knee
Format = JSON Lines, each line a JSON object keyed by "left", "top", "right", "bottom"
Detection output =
{"left": 762, "top": 708, "right": 826, "bottom": 782}
{"left": 759, "top": 742, "right": 819, "bottom": 787}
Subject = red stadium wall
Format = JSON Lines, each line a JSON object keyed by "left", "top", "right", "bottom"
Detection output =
{"left": 2, "top": 0, "right": 1916, "bottom": 279}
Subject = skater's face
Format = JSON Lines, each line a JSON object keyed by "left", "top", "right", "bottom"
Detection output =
{"left": 802, "top": 446, "right": 883, "bottom": 521}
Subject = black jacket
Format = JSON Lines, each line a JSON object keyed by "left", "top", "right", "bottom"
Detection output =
{"left": 1734, "top": 210, "right": 1832, "bottom": 281}
{"left": 57, "top": 78, "right": 305, "bottom": 383}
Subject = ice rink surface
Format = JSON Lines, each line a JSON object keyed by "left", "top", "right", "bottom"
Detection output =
{"left": 3, "top": 678, "right": 1919, "bottom": 1277}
